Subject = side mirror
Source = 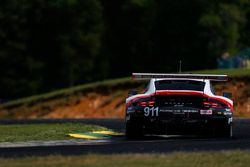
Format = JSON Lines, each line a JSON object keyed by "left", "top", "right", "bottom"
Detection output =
{"left": 128, "top": 90, "right": 138, "bottom": 97}
{"left": 223, "top": 92, "right": 232, "bottom": 99}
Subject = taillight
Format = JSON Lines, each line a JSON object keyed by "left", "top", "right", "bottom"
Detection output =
{"left": 138, "top": 100, "right": 155, "bottom": 107}
{"left": 148, "top": 101, "right": 155, "bottom": 107}
{"left": 203, "top": 101, "right": 222, "bottom": 108}
{"left": 139, "top": 101, "right": 147, "bottom": 107}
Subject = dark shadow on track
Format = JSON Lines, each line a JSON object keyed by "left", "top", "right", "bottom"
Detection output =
{"left": 0, "top": 118, "right": 250, "bottom": 157}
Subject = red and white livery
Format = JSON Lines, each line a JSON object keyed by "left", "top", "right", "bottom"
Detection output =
{"left": 125, "top": 73, "right": 233, "bottom": 139}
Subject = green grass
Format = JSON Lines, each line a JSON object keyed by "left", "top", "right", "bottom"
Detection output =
{"left": 0, "top": 77, "right": 134, "bottom": 109}
{"left": 0, "top": 123, "right": 106, "bottom": 142}
{"left": 1, "top": 68, "right": 250, "bottom": 110}
{"left": 0, "top": 151, "right": 250, "bottom": 167}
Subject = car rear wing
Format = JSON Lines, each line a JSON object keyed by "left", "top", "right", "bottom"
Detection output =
{"left": 132, "top": 73, "right": 228, "bottom": 81}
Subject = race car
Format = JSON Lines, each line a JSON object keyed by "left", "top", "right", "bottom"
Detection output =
{"left": 125, "top": 73, "right": 233, "bottom": 139}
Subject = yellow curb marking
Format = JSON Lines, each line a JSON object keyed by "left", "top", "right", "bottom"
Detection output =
{"left": 92, "top": 131, "right": 124, "bottom": 136}
{"left": 68, "top": 133, "right": 101, "bottom": 140}
{"left": 68, "top": 130, "right": 124, "bottom": 140}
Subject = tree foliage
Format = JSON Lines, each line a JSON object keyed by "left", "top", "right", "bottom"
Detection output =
{"left": 199, "top": 2, "right": 246, "bottom": 55}
{"left": 0, "top": 0, "right": 249, "bottom": 100}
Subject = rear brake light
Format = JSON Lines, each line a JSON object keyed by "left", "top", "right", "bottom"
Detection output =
{"left": 139, "top": 102, "right": 147, "bottom": 107}
{"left": 138, "top": 100, "right": 155, "bottom": 107}
{"left": 148, "top": 101, "right": 155, "bottom": 107}
{"left": 203, "top": 101, "right": 222, "bottom": 108}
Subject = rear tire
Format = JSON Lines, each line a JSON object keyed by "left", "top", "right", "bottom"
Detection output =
{"left": 125, "top": 121, "right": 144, "bottom": 139}
{"left": 215, "top": 123, "right": 233, "bottom": 138}
{"left": 222, "top": 123, "right": 233, "bottom": 138}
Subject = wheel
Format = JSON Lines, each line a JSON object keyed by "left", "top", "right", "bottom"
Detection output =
{"left": 125, "top": 121, "right": 144, "bottom": 139}
{"left": 215, "top": 123, "right": 233, "bottom": 138}
{"left": 222, "top": 123, "right": 233, "bottom": 138}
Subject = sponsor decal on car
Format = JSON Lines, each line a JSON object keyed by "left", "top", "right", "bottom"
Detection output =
{"left": 144, "top": 107, "right": 159, "bottom": 117}
{"left": 224, "top": 111, "right": 232, "bottom": 115}
{"left": 200, "top": 109, "right": 213, "bottom": 115}
{"left": 159, "top": 109, "right": 198, "bottom": 113}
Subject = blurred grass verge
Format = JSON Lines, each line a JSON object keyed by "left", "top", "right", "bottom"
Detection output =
{"left": 2, "top": 68, "right": 250, "bottom": 109}
{"left": 0, "top": 123, "right": 106, "bottom": 142}
{"left": 0, "top": 77, "right": 137, "bottom": 109}
{"left": 0, "top": 151, "right": 249, "bottom": 167}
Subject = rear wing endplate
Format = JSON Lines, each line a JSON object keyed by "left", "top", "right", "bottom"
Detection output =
{"left": 132, "top": 73, "right": 228, "bottom": 81}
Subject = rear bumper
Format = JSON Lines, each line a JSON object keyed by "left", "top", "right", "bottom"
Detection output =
{"left": 125, "top": 107, "right": 232, "bottom": 135}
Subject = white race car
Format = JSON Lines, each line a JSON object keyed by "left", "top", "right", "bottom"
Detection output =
{"left": 125, "top": 73, "right": 233, "bottom": 139}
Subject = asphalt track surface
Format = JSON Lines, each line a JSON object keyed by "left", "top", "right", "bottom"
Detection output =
{"left": 0, "top": 118, "right": 250, "bottom": 157}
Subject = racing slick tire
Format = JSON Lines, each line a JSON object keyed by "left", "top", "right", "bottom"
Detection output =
{"left": 125, "top": 121, "right": 144, "bottom": 139}
{"left": 222, "top": 123, "right": 233, "bottom": 138}
{"left": 214, "top": 123, "right": 233, "bottom": 138}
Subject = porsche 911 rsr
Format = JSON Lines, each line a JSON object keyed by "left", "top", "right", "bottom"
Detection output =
{"left": 125, "top": 73, "right": 233, "bottom": 139}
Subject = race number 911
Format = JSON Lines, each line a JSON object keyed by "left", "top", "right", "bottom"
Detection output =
{"left": 144, "top": 107, "right": 159, "bottom": 117}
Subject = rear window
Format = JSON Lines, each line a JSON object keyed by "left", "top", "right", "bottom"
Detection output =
{"left": 155, "top": 80, "right": 205, "bottom": 91}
